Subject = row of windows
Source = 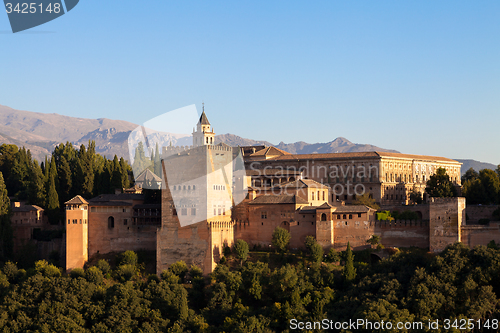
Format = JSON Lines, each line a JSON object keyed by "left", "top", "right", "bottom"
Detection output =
{"left": 68, "top": 219, "right": 87, "bottom": 224}
{"left": 66, "top": 205, "right": 87, "bottom": 210}
{"left": 173, "top": 185, "right": 196, "bottom": 191}
{"left": 311, "top": 191, "right": 326, "bottom": 201}
{"left": 213, "top": 185, "right": 226, "bottom": 191}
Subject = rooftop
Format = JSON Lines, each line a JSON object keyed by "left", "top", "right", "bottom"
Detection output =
{"left": 65, "top": 195, "right": 89, "bottom": 205}
{"left": 249, "top": 194, "right": 309, "bottom": 205}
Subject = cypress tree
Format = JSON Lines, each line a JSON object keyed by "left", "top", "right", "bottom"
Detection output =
{"left": 119, "top": 157, "right": 130, "bottom": 188}
{"left": 46, "top": 173, "right": 60, "bottom": 224}
{"left": 57, "top": 156, "right": 72, "bottom": 204}
{"left": 28, "top": 160, "right": 46, "bottom": 207}
{"left": 343, "top": 242, "right": 356, "bottom": 283}
{"left": 154, "top": 142, "right": 161, "bottom": 177}
{"left": 110, "top": 155, "right": 122, "bottom": 192}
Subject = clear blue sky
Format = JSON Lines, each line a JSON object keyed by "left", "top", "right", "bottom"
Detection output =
{"left": 1, "top": 1, "right": 499, "bottom": 164}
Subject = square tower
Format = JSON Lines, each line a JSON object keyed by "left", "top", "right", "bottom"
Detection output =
{"left": 65, "top": 195, "right": 89, "bottom": 270}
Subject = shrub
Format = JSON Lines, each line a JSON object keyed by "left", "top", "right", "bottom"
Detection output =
{"left": 2, "top": 261, "right": 18, "bottom": 281}
{"left": 161, "top": 270, "right": 180, "bottom": 284}
{"left": 326, "top": 248, "right": 340, "bottom": 262}
{"left": 190, "top": 265, "right": 203, "bottom": 279}
{"left": 233, "top": 239, "right": 249, "bottom": 263}
{"left": 116, "top": 250, "right": 138, "bottom": 267}
{"left": 168, "top": 261, "right": 188, "bottom": 280}
{"left": 34, "top": 260, "right": 61, "bottom": 277}
{"left": 115, "top": 264, "right": 135, "bottom": 281}
{"left": 69, "top": 268, "right": 85, "bottom": 279}
{"left": 272, "top": 227, "right": 290, "bottom": 253}
{"left": 96, "top": 259, "right": 111, "bottom": 274}
{"left": 310, "top": 243, "right": 323, "bottom": 263}
{"left": 85, "top": 266, "right": 104, "bottom": 284}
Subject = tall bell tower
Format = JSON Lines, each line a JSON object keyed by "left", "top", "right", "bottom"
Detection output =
{"left": 193, "top": 103, "right": 215, "bottom": 147}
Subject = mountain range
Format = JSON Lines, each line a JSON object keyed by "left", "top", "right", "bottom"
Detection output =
{"left": 0, "top": 104, "right": 496, "bottom": 175}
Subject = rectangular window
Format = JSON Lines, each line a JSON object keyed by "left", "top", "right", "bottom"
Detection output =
{"left": 124, "top": 219, "right": 128, "bottom": 225}
{"left": 181, "top": 208, "right": 187, "bottom": 215}
{"left": 73, "top": 219, "right": 77, "bottom": 224}
{"left": 79, "top": 219, "right": 82, "bottom": 224}
{"left": 349, "top": 214, "right": 353, "bottom": 219}
{"left": 68, "top": 219, "right": 70, "bottom": 224}
{"left": 337, "top": 215, "right": 341, "bottom": 219}
{"left": 261, "top": 211, "right": 267, "bottom": 219}
{"left": 91, "top": 207, "right": 96, "bottom": 212}
{"left": 358, "top": 213, "right": 362, "bottom": 218}
{"left": 191, "top": 208, "right": 196, "bottom": 215}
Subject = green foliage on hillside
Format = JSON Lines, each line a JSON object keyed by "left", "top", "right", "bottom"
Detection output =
{"left": 0, "top": 246, "right": 500, "bottom": 332}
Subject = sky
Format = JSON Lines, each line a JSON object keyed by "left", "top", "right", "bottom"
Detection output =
{"left": 0, "top": 1, "right": 499, "bottom": 164}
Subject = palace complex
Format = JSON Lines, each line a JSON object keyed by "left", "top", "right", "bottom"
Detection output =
{"left": 61, "top": 110, "right": 500, "bottom": 275}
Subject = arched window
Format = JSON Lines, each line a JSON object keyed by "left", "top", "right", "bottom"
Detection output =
{"left": 321, "top": 213, "right": 327, "bottom": 221}
{"left": 108, "top": 216, "right": 114, "bottom": 229}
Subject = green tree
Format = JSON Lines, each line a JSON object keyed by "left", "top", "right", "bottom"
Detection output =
{"left": 119, "top": 157, "right": 131, "bottom": 188}
{"left": 28, "top": 160, "right": 45, "bottom": 207}
{"left": 132, "top": 142, "right": 151, "bottom": 175}
{"left": 0, "top": 172, "right": 12, "bottom": 260}
{"left": 110, "top": 155, "right": 123, "bottom": 191}
{"left": 57, "top": 155, "right": 72, "bottom": 204}
{"left": 117, "top": 250, "right": 138, "bottom": 267}
{"left": 366, "top": 235, "right": 380, "bottom": 246}
{"left": 272, "top": 227, "right": 290, "bottom": 253}
{"left": 233, "top": 239, "right": 249, "bottom": 265}
{"left": 343, "top": 242, "right": 356, "bottom": 283}
{"left": 425, "top": 167, "right": 457, "bottom": 198}
{"left": 46, "top": 171, "right": 60, "bottom": 224}
{"left": 409, "top": 189, "right": 423, "bottom": 204}
{"left": 353, "top": 192, "right": 380, "bottom": 210}
{"left": 478, "top": 169, "right": 499, "bottom": 204}
{"left": 154, "top": 142, "right": 161, "bottom": 177}
{"left": 462, "top": 167, "right": 479, "bottom": 183}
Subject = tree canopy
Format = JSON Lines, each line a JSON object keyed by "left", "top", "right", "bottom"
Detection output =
{"left": 425, "top": 167, "right": 457, "bottom": 198}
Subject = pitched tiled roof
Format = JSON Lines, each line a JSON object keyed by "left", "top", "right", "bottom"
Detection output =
{"left": 376, "top": 152, "right": 459, "bottom": 163}
{"left": 249, "top": 194, "right": 308, "bottom": 205}
{"left": 276, "top": 179, "right": 329, "bottom": 190}
{"left": 333, "top": 205, "right": 374, "bottom": 213}
{"left": 258, "top": 151, "right": 459, "bottom": 163}
{"left": 199, "top": 111, "right": 210, "bottom": 125}
{"left": 12, "top": 205, "right": 43, "bottom": 212}
{"left": 89, "top": 201, "right": 133, "bottom": 207}
{"left": 249, "top": 146, "right": 291, "bottom": 157}
{"left": 89, "top": 193, "right": 144, "bottom": 202}
{"left": 317, "top": 202, "right": 334, "bottom": 209}
{"left": 65, "top": 195, "right": 89, "bottom": 205}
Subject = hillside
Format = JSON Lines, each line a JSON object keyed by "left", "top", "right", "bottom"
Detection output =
{"left": 456, "top": 159, "right": 498, "bottom": 175}
{"left": 1, "top": 104, "right": 495, "bottom": 173}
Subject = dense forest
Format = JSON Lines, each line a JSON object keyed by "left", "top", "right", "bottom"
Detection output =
{"left": 0, "top": 241, "right": 499, "bottom": 332}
